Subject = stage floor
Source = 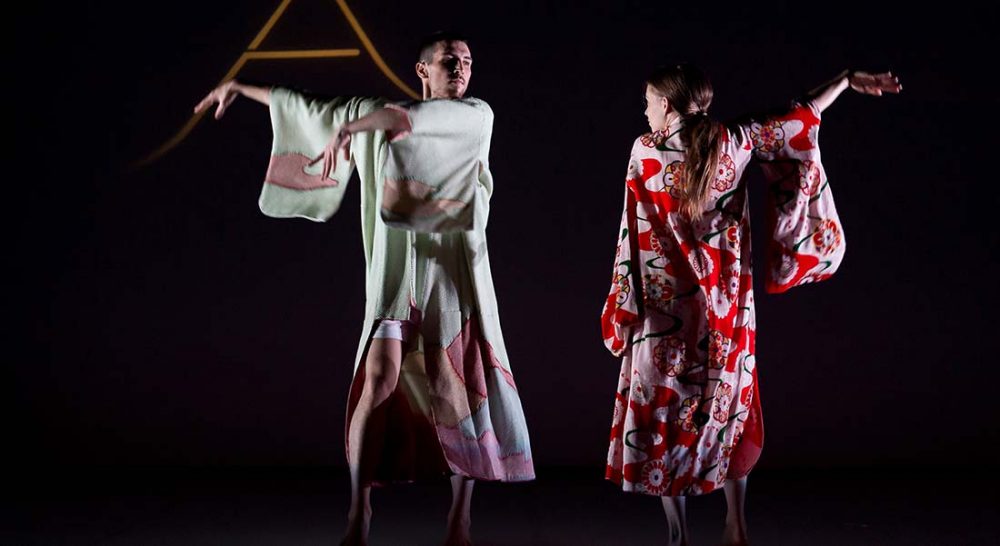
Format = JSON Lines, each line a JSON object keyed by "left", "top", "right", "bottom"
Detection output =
{"left": 7, "top": 467, "right": 994, "bottom": 545}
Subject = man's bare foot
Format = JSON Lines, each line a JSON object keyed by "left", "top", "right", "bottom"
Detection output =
{"left": 443, "top": 516, "right": 472, "bottom": 546}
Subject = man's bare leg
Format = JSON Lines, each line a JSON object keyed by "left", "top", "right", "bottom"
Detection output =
{"left": 661, "top": 495, "right": 688, "bottom": 546}
{"left": 444, "top": 475, "right": 475, "bottom": 546}
{"left": 341, "top": 338, "right": 403, "bottom": 546}
{"left": 722, "top": 476, "right": 749, "bottom": 546}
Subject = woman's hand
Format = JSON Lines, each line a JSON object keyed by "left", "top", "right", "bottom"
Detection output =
{"left": 808, "top": 70, "right": 902, "bottom": 112}
{"left": 309, "top": 126, "right": 353, "bottom": 180}
{"left": 847, "top": 70, "right": 902, "bottom": 96}
{"left": 194, "top": 80, "right": 242, "bottom": 120}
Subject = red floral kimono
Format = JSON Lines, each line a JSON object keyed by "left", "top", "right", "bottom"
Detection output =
{"left": 601, "top": 101, "right": 845, "bottom": 496}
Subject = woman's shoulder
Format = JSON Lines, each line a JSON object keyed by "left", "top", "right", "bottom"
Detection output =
{"left": 719, "top": 122, "right": 753, "bottom": 156}
{"left": 630, "top": 130, "right": 669, "bottom": 154}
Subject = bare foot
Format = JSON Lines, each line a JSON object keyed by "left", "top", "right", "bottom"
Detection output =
{"left": 721, "top": 520, "right": 749, "bottom": 546}
{"left": 340, "top": 508, "right": 371, "bottom": 546}
{"left": 443, "top": 517, "right": 472, "bottom": 546}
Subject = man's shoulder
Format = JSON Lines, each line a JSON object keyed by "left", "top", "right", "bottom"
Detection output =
{"left": 458, "top": 96, "right": 490, "bottom": 108}
{"left": 418, "top": 96, "right": 491, "bottom": 110}
{"left": 404, "top": 97, "right": 493, "bottom": 124}
{"left": 457, "top": 97, "right": 493, "bottom": 123}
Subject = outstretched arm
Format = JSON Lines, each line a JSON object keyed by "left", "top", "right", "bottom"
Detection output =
{"left": 308, "top": 107, "right": 411, "bottom": 180}
{"left": 193, "top": 80, "right": 271, "bottom": 119}
{"left": 806, "top": 70, "right": 902, "bottom": 112}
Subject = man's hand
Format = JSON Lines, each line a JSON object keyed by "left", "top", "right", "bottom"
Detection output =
{"left": 309, "top": 126, "right": 353, "bottom": 180}
{"left": 194, "top": 80, "right": 242, "bottom": 120}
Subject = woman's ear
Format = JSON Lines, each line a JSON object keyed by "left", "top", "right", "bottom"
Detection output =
{"left": 660, "top": 96, "right": 672, "bottom": 115}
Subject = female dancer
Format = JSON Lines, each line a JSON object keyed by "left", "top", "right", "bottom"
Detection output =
{"left": 601, "top": 65, "right": 900, "bottom": 545}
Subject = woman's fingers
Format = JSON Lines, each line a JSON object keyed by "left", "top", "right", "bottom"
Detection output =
{"left": 880, "top": 73, "right": 903, "bottom": 93}
{"left": 851, "top": 71, "right": 902, "bottom": 95}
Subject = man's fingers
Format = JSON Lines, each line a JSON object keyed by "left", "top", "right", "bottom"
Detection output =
{"left": 215, "top": 93, "right": 238, "bottom": 119}
{"left": 194, "top": 93, "right": 217, "bottom": 114}
{"left": 339, "top": 134, "right": 351, "bottom": 163}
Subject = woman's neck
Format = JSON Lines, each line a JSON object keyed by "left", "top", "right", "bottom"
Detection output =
{"left": 655, "top": 112, "right": 684, "bottom": 133}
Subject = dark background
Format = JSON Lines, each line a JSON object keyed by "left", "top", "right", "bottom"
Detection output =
{"left": 13, "top": 0, "right": 997, "bottom": 473}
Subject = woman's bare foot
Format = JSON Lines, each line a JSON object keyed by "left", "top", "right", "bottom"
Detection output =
{"left": 721, "top": 519, "right": 749, "bottom": 546}
{"left": 722, "top": 476, "right": 749, "bottom": 546}
{"left": 340, "top": 507, "right": 371, "bottom": 546}
{"left": 661, "top": 496, "right": 689, "bottom": 546}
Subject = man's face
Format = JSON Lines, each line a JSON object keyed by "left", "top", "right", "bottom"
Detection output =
{"left": 417, "top": 40, "right": 472, "bottom": 99}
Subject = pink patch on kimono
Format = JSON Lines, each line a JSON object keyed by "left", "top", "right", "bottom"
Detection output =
{"left": 435, "top": 427, "right": 535, "bottom": 482}
{"left": 444, "top": 317, "right": 520, "bottom": 395}
{"left": 265, "top": 153, "right": 339, "bottom": 190}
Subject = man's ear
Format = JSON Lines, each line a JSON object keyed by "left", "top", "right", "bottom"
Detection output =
{"left": 415, "top": 61, "right": 429, "bottom": 80}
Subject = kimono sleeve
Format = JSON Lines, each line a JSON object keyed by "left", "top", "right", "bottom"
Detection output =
{"left": 259, "top": 87, "right": 384, "bottom": 222}
{"left": 742, "top": 100, "right": 846, "bottom": 293}
{"left": 601, "top": 142, "right": 643, "bottom": 357}
{"left": 379, "top": 98, "right": 491, "bottom": 233}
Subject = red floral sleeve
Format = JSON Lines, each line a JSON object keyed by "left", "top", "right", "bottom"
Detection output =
{"left": 744, "top": 101, "right": 846, "bottom": 293}
{"left": 601, "top": 143, "right": 643, "bottom": 356}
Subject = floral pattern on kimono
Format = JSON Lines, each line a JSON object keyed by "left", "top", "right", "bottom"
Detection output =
{"left": 601, "top": 101, "right": 844, "bottom": 496}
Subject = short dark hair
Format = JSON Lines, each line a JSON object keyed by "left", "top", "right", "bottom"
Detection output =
{"left": 417, "top": 31, "right": 470, "bottom": 62}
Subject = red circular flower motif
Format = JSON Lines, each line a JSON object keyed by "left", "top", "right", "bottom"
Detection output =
{"left": 649, "top": 228, "right": 674, "bottom": 257}
{"left": 642, "top": 459, "right": 669, "bottom": 494}
{"left": 640, "top": 131, "right": 667, "bottom": 148}
{"left": 662, "top": 161, "right": 686, "bottom": 197}
{"left": 643, "top": 274, "right": 675, "bottom": 312}
{"left": 751, "top": 121, "right": 786, "bottom": 154}
{"left": 799, "top": 160, "right": 823, "bottom": 195}
{"left": 676, "top": 396, "right": 702, "bottom": 432}
{"left": 708, "top": 330, "right": 730, "bottom": 370}
{"left": 811, "top": 219, "right": 842, "bottom": 255}
{"left": 653, "top": 337, "right": 687, "bottom": 376}
{"left": 713, "top": 383, "right": 734, "bottom": 423}
{"left": 712, "top": 153, "right": 737, "bottom": 192}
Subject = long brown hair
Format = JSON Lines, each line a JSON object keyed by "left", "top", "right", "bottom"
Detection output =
{"left": 646, "top": 64, "right": 723, "bottom": 219}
